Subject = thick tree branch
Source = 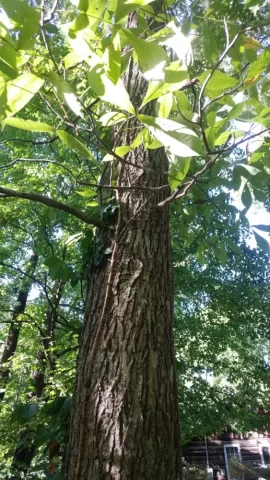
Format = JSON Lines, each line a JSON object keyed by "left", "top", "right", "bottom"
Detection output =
{"left": 0, "top": 186, "right": 104, "bottom": 228}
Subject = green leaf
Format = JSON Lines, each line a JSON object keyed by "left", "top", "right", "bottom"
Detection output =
{"left": 63, "top": 51, "right": 81, "bottom": 69}
{"left": 156, "top": 93, "right": 173, "bottom": 118}
{"left": 141, "top": 61, "right": 188, "bottom": 105}
{"left": 214, "top": 241, "right": 227, "bottom": 264}
{"left": 169, "top": 157, "right": 191, "bottom": 189}
{"left": 11, "top": 403, "right": 38, "bottom": 424}
{"left": 48, "top": 72, "right": 84, "bottom": 118}
{"left": 61, "top": 266, "right": 74, "bottom": 281}
{"left": 115, "top": 146, "right": 131, "bottom": 157}
{"left": 2, "top": 117, "right": 55, "bottom": 133}
{"left": 87, "top": 67, "right": 135, "bottom": 114}
{"left": 251, "top": 224, "right": 270, "bottom": 233}
{"left": 74, "top": 0, "right": 108, "bottom": 29}
{"left": 246, "top": 51, "right": 270, "bottom": 81}
{"left": 196, "top": 242, "right": 206, "bottom": 265}
{"left": 241, "top": 183, "right": 252, "bottom": 209}
{"left": 203, "top": 21, "right": 218, "bottom": 64}
{"left": 249, "top": 151, "right": 263, "bottom": 163}
{"left": 0, "top": 36, "right": 18, "bottom": 79}
{"left": 237, "top": 164, "right": 260, "bottom": 179}
{"left": 0, "top": 0, "right": 40, "bottom": 50}
{"left": 115, "top": 4, "right": 142, "bottom": 22}
{"left": 104, "top": 32, "right": 121, "bottom": 84}
{"left": 43, "top": 397, "right": 67, "bottom": 415}
{"left": 197, "top": 70, "right": 239, "bottom": 98}
{"left": 252, "top": 186, "right": 266, "bottom": 203}
{"left": 77, "top": 189, "right": 97, "bottom": 197}
{"left": 57, "top": 130, "right": 96, "bottom": 161}
{"left": 70, "top": 13, "right": 89, "bottom": 32}
{"left": 173, "top": 91, "right": 191, "bottom": 112}
{"left": 138, "top": 115, "right": 204, "bottom": 157}
{"left": 58, "top": 397, "right": 71, "bottom": 417}
{"left": 78, "top": 0, "right": 89, "bottom": 11}
{"left": 135, "top": 129, "right": 162, "bottom": 149}
{"left": 44, "top": 256, "right": 64, "bottom": 280}
{"left": 253, "top": 230, "right": 270, "bottom": 254}
{"left": 5, "top": 73, "right": 44, "bottom": 118}
{"left": 44, "top": 23, "right": 59, "bottom": 34}
{"left": 0, "top": 61, "right": 16, "bottom": 80}
{"left": 158, "top": 22, "right": 192, "bottom": 66}
{"left": 215, "top": 130, "right": 243, "bottom": 146}
{"left": 65, "top": 232, "right": 83, "bottom": 246}
{"left": 227, "top": 102, "right": 245, "bottom": 120}
{"left": 131, "top": 128, "right": 148, "bottom": 149}
{"left": 114, "top": 0, "right": 154, "bottom": 23}
{"left": 123, "top": 30, "right": 167, "bottom": 81}
{"left": 124, "top": 0, "right": 155, "bottom": 5}
{"left": 175, "top": 358, "right": 187, "bottom": 374}
{"left": 262, "top": 80, "right": 270, "bottom": 94}
{"left": 226, "top": 239, "right": 242, "bottom": 256}
{"left": 99, "top": 112, "right": 126, "bottom": 126}
{"left": 205, "top": 127, "right": 215, "bottom": 150}
{"left": 206, "top": 110, "right": 216, "bottom": 126}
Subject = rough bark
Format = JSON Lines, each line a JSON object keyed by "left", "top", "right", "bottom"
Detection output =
{"left": 63, "top": 56, "right": 182, "bottom": 480}
{"left": 0, "top": 253, "right": 38, "bottom": 401}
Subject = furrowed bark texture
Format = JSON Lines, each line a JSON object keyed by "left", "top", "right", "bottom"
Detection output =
{"left": 63, "top": 60, "right": 182, "bottom": 480}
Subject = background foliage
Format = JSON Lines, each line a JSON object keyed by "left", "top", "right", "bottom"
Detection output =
{"left": 0, "top": 0, "right": 270, "bottom": 477}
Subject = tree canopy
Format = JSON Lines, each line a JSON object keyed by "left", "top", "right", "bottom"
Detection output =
{"left": 0, "top": 0, "right": 270, "bottom": 478}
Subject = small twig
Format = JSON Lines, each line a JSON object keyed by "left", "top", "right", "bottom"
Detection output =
{"left": 40, "top": 0, "right": 61, "bottom": 75}
{"left": 198, "top": 31, "right": 241, "bottom": 118}
{"left": 195, "top": 182, "right": 222, "bottom": 212}
{"left": 0, "top": 158, "right": 80, "bottom": 183}
{"left": 0, "top": 261, "right": 45, "bottom": 290}
{"left": 0, "top": 157, "right": 169, "bottom": 192}
{"left": 179, "top": 78, "right": 199, "bottom": 92}
{"left": 83, "top": 111, "right": 155, "bottom": 172}
{"left": 1, "top": 136, "right": 58, "bottom": 146}
{"left": 191, "top": 83, "right": 197, "bottom": 113}
{"left": 214, "top": 126, "right": 270, "bottom": 154}
{"left": 204, "top": 78, "right": 245, "bottom": 111}
{"left": 198, "top": 115, "right": 211, "bottom": 153}
{"left": 174, "top": 93, "right": 198, "bottom": 126}
{"left": 158, "top": 136, "right": 232, "bottom": 207}
{"left": 56, "top": 345, "right": 78, "bottom": 358}
{"left": 39, "top": 92, "right": 64, "bottom": 124}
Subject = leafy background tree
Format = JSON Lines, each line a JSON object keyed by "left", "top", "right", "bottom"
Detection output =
{"left": 0, "top": 0, "right": 270, "bottom": 478}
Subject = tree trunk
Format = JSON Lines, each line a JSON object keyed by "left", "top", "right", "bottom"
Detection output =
{"left": 63, "top": 54, "right": 182, "bottom": 479}
{"left": 0, "top": 253, "right": 38, "bottom": 401}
